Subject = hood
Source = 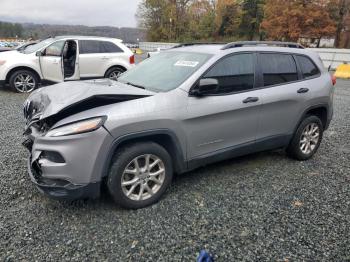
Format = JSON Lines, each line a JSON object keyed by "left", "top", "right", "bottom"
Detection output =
{"left": 0, "top": 50, "right": 28, "bottom": 59}
{"left": 24, "top": 79, "right": 155, "bottom": 128}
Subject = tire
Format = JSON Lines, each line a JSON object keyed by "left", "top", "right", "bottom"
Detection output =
{"left": 9, "top": 69, "right": 39, "bottom": 93}
{"left": 107, "top": 142, "right": 173, "bottom": 209}
{"left": 287, "top": 115, "right": 323, "bottom": 160}
{"left": 105, "top": 67, "right": 125, "bottom": 80}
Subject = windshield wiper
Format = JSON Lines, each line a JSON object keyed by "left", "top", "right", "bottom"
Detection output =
{"left": 124, "top": 82, "right": 145, "bottom": 90}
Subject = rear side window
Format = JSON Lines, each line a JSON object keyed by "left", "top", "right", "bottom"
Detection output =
{"left": 79, "top": 40, "right": 101, "bottom": 54}
{"left": 203, "top": 53, "right": 255, "bottom": 94}
{"left": 260, "top": 53, "right": 298, "bottom": 86}
{"left": 79, "top": 40, "right": 123, "bottom": 54}
{"left": 102, "top": 41, "right": 123, "bottom": 53}
{"left": 296, "top": 55, "right": 320, "bottom": 78}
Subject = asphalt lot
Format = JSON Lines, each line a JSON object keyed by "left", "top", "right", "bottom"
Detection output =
{"left": 0, "top": 80, "right": 349, "bottom": 261}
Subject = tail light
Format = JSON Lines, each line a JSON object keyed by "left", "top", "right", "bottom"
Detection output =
{"left": 129, "top": 55, "right": 135, "bottom": 64}
{"left": 331, "top": 75, "right": 337, "bottom": 86}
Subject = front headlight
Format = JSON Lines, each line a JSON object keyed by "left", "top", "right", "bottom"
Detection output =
{"left": 0, "top": 60, "right": 6, "bottom": 66}
{"left": 46, "top": 117, "right": 106, "bottom": 137}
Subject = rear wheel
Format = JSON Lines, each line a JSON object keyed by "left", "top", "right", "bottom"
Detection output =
{"left": 105, "top": 67, "right": 125, "bottom": 81}
{"left": 107, "top": 142, "right": 173, "bottom": 209}
{"left": 287, "top": 115, "right": 323, "bottom": 160}
{"left": 9, "top": 69, "right": 39, "bottom": 93}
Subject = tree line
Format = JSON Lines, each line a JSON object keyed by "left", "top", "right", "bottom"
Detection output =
{"left": 0, "top": 21, "right": 23, "bottom": 38}
{"left": 137, "top": 0, "right": 350, "bottom": 48}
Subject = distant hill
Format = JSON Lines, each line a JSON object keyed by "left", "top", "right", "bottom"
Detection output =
{"left": 21, "top": 23, "right": 146, "bottom": 43}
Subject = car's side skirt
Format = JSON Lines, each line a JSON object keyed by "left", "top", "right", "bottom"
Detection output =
{"left": 187, "top": 134, "right": 292, "bottom": 171}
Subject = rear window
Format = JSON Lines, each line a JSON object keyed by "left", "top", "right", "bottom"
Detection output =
{"left": 261, "top": 53, "right": 298, "bottom": 86}
{"left": 296, "top": 55, "right": 320, "bottom": 78}
{"left": 79, "top": 40, "right": 123, "bottom": 54}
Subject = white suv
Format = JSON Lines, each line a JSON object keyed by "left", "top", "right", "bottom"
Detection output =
{"left": 0, "top": 36, "right": 135, "bottom": 92}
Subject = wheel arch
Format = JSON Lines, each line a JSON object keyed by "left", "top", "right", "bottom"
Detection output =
{"left": 102, "top": 129, "right": 187, "bottom": 179}
{"left": 295, "top": 104, "right": 329, "bottom": 133}
{"left": 5, "top": 66, "right": 41, "bottom": 84}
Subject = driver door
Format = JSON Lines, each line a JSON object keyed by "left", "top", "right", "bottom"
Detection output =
{"left": 39, "top": 40, "right": 65, "bottom": 82}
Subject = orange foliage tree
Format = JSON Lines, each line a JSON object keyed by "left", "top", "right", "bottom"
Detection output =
{"left": 261, "top": 0, "right": 336, "bottom": 43}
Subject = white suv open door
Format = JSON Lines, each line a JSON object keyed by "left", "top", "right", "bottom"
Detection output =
{"left": 39, "top": 40, "right": 65, "bottom": 83}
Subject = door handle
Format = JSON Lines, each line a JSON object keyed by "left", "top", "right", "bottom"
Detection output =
{"left": 297, "top": 88, "right": 309, "bottom": 93}
{"left": 101, "top": 57, "right": 109, "bottom": 60}
{"left": 52, "top": 60, "right": 59, "bottom": 64}
{"left": 243, "top": 97, "right": 259, "bottom": 103}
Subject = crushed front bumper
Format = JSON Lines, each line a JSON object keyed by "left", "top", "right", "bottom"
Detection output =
{"left": 23, "top": 126, "right": 114, "bottom": 201}
{"left": 27, "top": 155, "right": 101, "bottom": 201}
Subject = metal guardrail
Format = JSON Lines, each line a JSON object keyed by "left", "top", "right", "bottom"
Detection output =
{"left": 139, "top": 42, "right": 350, "bottom": 70}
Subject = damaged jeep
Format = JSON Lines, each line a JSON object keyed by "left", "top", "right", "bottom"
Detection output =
{"left": 23, "top": 42, "right": 334, "bottom": 209}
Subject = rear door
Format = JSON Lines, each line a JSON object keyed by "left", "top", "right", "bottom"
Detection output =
{"left": 39, "top": 40, "right": 65, "bottom": 82}
{"left": 256, "top": 52, "right": 312, "bottom": 142}
{"left": 185, "top": 53, "right": 263, "bottom": 160}
{"left": 78, "top": 40, "right": 106, "bottom": 78}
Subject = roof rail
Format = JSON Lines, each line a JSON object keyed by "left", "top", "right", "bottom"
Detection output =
{"left": 221, "top": 41, "right": 304, "bottom": 50}
{"left": 172, "top": 42, "right": 226, "bottom": 49}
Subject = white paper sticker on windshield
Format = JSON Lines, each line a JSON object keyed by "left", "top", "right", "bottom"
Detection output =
{"left": 174, "top": 60, "right": 199, "bottom": 67}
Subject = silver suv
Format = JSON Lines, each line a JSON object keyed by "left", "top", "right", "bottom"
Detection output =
{"left": 23, "top": 41, "right": 335, "bottom": 209}
{"left": 0, "top": 36, "right": 134, "bottom": 93}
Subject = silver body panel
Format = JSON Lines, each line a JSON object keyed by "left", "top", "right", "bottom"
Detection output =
{"left": 23, "top": 44, "right": 334, "bottom": 199}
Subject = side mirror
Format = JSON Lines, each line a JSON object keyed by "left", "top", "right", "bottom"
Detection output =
{"left": 36, "top": 51, "right": 43, "bottom": 57}
{"left": 191, "top": 78, "right": 218, "bottom": 97}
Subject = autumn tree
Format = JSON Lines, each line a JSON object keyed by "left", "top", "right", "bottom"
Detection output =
{"left": 261, "top": 0, "right": 336, "bottom": 44}
{"left": 328, "top": 0, "right": 350, "bottom": 47}
{"left": 239, "top": 0, "right": 265, "bottom": 40}
{"left": 216, "top": 0, "right": 241, "bottom": 38}
{"left": 187, "top": 0, "right": 216, "bottom": 40}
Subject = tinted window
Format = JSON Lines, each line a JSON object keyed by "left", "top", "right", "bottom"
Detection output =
{"left": 102, "top": 41, "right": 123, "bottom": 53}
{"left": 79, "top": 40, "right": 101, "bottom": 54}
{"left": 261, "top": 53, "right": 298, "bottom": 86}
{"left": 203, "top": 53, "right": 255, "bottom": 94}
{"left": 296, "top": 55, "right": 320, "bottom": 78}
{"left": 44, "top": 40, "right": 65, "bottom": 56}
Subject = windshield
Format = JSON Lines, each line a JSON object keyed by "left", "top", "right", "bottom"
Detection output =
{"left": 118, "top": 51, "right": 212, "bottom": 92}
{"left": 23, "top": 38, "right": 55, "bottom": 54}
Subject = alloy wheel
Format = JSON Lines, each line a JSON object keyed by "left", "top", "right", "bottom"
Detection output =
{"left": 299, "top": 123, "right": 320, "bottom": 155}
{"left": 109, "top": 70, "right": 122, "bottom": 80}
{"left": 121, "top": 154, "right": 166, "bottom": 201}
{"left": 14, "top": 73, "right": 36, "bottom": 93}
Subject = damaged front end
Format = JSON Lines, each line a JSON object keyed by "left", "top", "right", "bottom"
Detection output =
{"left": 22, "top": 80, "right": 154, "bottom": 200}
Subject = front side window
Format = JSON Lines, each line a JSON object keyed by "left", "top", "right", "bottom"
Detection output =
{"left": 203, "top": 53, "right": 255, "bottom": 94}
{"left": 296, "top": 55, "right": 320, "bottom": 78}
{"left": 44, "top": 40, "right": 65, "bottom": 56}
{"left": 261, "top": 53, "right": 298, "bottom": 86}
{"left": 118, "top": 51, "right": 212, "bottom": 92}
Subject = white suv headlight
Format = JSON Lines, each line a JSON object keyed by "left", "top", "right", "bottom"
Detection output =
{"left": 0, "top": 60, "right": 6, "bottom": 66}
{"left": 46, "top": 117, "right": 106, "bottom": 137}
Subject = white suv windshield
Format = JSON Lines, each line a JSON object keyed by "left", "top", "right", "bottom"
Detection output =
{"left": 118, "top": 51, "right": 212, "bottom": 92}
{"left": 23, "top": 39, "right": 55, "bottom": 54}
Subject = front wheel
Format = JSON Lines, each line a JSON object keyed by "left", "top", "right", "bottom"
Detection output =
{"left": 107, "top": 142, "right": 173, "bottom": 209}
{"left": 9, "top": 70, "right": 39, "bottom": 93}
{"left": 287, "top": 115, "right": 323, "bottom": 160}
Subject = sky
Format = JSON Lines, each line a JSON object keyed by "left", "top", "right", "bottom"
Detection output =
{"left": 0, "top": 0, "right": 142, "bottom": 27}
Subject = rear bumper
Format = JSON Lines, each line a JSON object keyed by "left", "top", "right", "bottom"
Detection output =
{"left": 27, "top": 157, "right": 100, "bottom": 200}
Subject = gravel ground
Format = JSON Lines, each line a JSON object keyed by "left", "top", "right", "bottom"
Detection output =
{"left": 0, "top": 80, "right": 349, "bottom": 261}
